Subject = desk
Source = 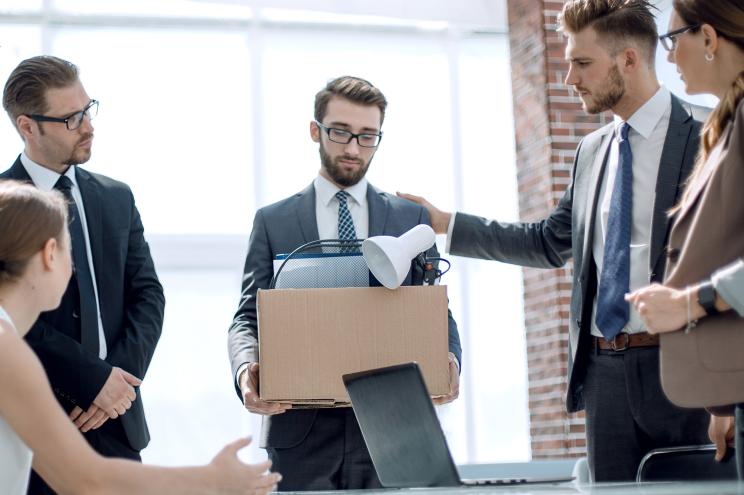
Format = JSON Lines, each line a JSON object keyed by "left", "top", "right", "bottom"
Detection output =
{"left": 284, "top": 481, "right": 744, "bottom": 495}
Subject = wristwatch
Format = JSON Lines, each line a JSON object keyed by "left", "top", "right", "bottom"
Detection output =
{"left": 697, "top": 281, "right": 719, "bottom": 316}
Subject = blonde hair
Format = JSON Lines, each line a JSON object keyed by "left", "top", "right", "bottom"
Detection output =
{"left": 0, "top": 180, "right": 68, "bottom": 283}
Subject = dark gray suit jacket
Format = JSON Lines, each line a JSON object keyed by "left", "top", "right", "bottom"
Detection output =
{"left": 228, "top": 182, "right": 462, "bottom": 448}
{"left": 1, "top": 157, "right": 164, "bottom": 451}
{"left": 449, "top": 94, "right": 706, "bottom": 413}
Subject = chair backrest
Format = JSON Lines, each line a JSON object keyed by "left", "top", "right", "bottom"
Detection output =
{"left": 636, "top": 445, "right": 738, "bottom": 482}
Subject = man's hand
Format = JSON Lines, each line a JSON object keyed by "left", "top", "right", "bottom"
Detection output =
{"left": 93, "top": 366, "right": 141, "bottom": 419}
{"left": 240, "top": 362, "right": 292, "bottom": 415}
{"left": 709, "top": 414, "right": 735, "bottom": 462}
{"left": 69, "top": 404, "right": 109, "bottom": 432}
{"left": 396, "top": 192, "right": 452, "bottom": 234}
{"left": 432, "top": 353, "right": 460, "bottom": 406}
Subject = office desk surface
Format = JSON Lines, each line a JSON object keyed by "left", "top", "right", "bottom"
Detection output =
{"left": 283, "top": 480, "right": 743, "bottom": 494}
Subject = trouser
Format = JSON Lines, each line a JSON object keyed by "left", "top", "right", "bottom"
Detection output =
{"left": 27, "top": 418, "right": 140, "bottom": 494}
{"left": 267, "top": 408, "right": 382, "bottom": 491}
{"left": 582, "top": 346, "right": 710, "bottom": 482}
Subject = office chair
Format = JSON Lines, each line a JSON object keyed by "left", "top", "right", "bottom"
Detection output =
{"left": 636, "top": 444, "right": 738, "bottom": 482}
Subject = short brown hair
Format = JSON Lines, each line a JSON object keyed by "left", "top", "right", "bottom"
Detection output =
{"left": 2, "top": 55, "right": 79, "bottom": 129}
{"left": 0, "top": 180, "right": 67, "bottom": 284}
{"left": 314, "top": 76, "right": 387, "bottom": 125}
{"left": 558, "top": 0, "right": 658, "bottom": 64}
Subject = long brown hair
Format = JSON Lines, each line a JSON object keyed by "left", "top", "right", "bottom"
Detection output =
{"left": 674, "top": 0, "right": 744, "bottom": 207}
{"left": 0, "top": 180, "right": 67, "bottom": 284}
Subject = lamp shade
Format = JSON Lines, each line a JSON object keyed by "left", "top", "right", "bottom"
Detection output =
{"left": 361, "top": 224, "right": 436, "bottom": 289}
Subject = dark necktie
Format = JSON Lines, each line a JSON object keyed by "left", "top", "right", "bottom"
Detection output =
{"left": 336, "top": 190, "right": 358, "bottom": 252}
{"left": 55, "top": 175, "right": 99, "bottom": 354}
{"left": 596, "top": 122, "right": 633, "bottom": 341}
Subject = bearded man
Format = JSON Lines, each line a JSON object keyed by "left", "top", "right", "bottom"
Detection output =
{"left": 397, "top": 0, "right": 711, "bottom": 482}
{"left": 226, "top": 75, "right": 462, "bottom": 491}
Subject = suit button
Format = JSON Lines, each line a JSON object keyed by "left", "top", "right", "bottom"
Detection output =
{"left": 667, "top": 248, "right": 680, "bottom": 262}
{"left": 72, "top": 310, "right": 79, "bottom": 319}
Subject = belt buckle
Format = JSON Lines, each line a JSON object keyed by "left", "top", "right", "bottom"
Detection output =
{"left": 610, "top": 333, "right": 629, "bottom": 351}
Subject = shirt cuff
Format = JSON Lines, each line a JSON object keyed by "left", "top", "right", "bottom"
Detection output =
{"left": 445, "top": 212, "right": 458, "bottom": 254}
{"left": 236, "top": 362, "right": 250, "bottom": 389}
{"left": 711, "top": 259, "right": 744, "bottom": 317}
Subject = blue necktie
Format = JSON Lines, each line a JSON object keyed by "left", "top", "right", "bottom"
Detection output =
{"left": 596, "top": 122, "right": 633, "bottom": 341}
{"left": 336, "top": 190, "right": 358, "bottom": 252}
{"left": 55, "top": 175, "right": 99, "bottom": 354}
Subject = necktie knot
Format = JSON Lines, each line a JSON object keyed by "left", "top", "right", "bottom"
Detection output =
{"left": 55, "top": 175, "right": 74, "bottom": 195}
{"left": 619, "top": 122, "right": 630, "bottom": 143}
{"left": 335, "top": 190, "right": 350, "bottom": 205}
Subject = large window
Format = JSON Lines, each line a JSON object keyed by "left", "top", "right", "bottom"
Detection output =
{"left": 0, "top": 1, "right": 527, "bottom": 466}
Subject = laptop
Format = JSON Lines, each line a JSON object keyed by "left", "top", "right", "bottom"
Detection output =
{"left": 343, "top": 362, "right": 575, "bottom": 488}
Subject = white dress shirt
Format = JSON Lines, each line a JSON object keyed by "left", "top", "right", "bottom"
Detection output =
{"left": 314, "top": 174, "right": 369, "bottom": 240}
{"left": 20, "top": 153, "right": 108, "bottom": 359}
{"left": 589, "top": 86, "right": 672, "bottom": 337}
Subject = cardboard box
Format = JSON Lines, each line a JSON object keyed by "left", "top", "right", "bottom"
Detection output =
{"left": 258, "top": 285, "right": 450, "bottom": 406}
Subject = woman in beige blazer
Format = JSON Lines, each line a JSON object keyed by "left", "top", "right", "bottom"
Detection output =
{"left": 626, "top": 0, "right": 744, "bottom": 480}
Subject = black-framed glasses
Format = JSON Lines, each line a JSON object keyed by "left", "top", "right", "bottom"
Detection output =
{"left": 27, "top": 99, "right": 99, "bottom": 131}
{"left": 659, "top": 24, "right": 700, "bottom": 52}
{"left": 314, "top": 121, "right": 382, "bottom": 148}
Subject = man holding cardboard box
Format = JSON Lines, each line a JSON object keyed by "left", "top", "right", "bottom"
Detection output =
{"left": 227, "top": 76, "right": 462, "bottom": 491}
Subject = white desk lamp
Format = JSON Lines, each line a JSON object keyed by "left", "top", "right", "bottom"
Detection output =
{"left": 361, "top": 224, "right": 437, "bottom": 289}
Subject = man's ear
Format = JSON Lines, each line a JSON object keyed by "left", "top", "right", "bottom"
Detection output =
{"left": 619, "top": 46, "right": 642, "bottom": 72}
{"left": 310, "top": 120, "right": 321, "bottom": 143}
{"left": 16, "top": 115, "right": 36, "bottom": 142}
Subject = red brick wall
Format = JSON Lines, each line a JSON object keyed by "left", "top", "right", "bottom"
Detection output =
{"left": 506, "top": 0, "right": 611, "bottom": 458}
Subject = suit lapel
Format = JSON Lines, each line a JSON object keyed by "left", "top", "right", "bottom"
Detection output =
{"left": 295, "top": 184, "right": 319, "bottom": 242}
{"left": 581, "top": 128, "right": 613, "bottom": 267}
{"left": 74, "top": 168, "right": 106, "bottom": 296}
{"left": 649, "top": 95, "right": 693, "bottom": 273}
{"left": 6, "top": 156, "right": 33, "bottom": 181}
{"left": 366, "top": 183, "right": 388, "bottom": 237}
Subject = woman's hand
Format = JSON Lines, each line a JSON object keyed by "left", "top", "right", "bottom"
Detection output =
{"left": 708, "top": 414, "right": 735, "bottom": 462}
{"left": 208, "top": 437, "right": 281, "bottom": 495}
{"left": 625, "top": 284, "right": 701, "bottom": 334}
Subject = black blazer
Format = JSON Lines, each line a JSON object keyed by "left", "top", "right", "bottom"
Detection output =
{"left": 1, "top": 156, "right": 165, "bottom": 451}
{"left": 449, "top": 94, "right": 707, "bottom": 412}
{"left": 227, "top": 182, "right": 462, "bottom": 449}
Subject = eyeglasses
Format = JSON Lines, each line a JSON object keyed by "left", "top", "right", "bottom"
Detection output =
{"left": 314, "top": 121, "right": 382, "bottom": 148}
{"left": 27, "top": 99, "right": 99, "bottom": 131}
{"left": 658, "top": 24, "right": 700, "bottom": 52}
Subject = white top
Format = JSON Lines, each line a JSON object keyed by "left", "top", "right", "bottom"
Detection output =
{"left": 314, "top": 174, "right": 369, "bottom": 240}
{"left": 20, "top": 153, "right": 107, "bottom": 359}
{"left": 589, "top": 86, "right": 672, "bottom": 337}
{"left": 0, "top": 306, "right": 33, "bottom": 495}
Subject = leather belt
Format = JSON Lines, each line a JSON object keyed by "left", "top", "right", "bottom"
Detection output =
{"left": 593, "top": 332, "right": 659, "bottom": 351}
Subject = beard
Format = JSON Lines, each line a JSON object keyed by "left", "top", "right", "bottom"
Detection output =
{"left": 319, "top": 142, "right": 372, "bottom": 187}
{"left": 583, "top": 63, "right": 625, "bottom": 114}
{"left": 63, "top": 134, "right": 93, "bottom": 166}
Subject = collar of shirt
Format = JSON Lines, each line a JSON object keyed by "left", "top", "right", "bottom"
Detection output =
{"left": 20, "top": 152, "right": 77, "bottom": 191}
{"left": 314, "top": 174, "right": 368, "bottom": 208}
{"left": 614, "top": 85, "right": 671, "bottom": 139}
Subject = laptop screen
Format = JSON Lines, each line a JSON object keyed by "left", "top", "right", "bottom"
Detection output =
{"left": 343, "top": 362, "right": 461, "bottom": 488}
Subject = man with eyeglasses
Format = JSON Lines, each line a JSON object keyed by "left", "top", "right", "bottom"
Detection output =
{"left": 400, "top": 0, "right": 711, "bottom": 483}
{"left": 1, "top": 55, "right": 164, "bottom": 494}
{"left": 227, "top": 75, "right": 462, "bottom": 491}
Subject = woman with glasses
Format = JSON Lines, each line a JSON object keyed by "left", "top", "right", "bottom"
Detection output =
{"left": 0, "top": 180, "right": 281, "bottom": 494}
{"left": 627, "top": 0, "right": 744, "bottom": 480}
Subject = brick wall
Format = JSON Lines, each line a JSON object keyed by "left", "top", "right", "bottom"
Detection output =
{"left": 506, "top": 0, "right": 612, "bottom": 458}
